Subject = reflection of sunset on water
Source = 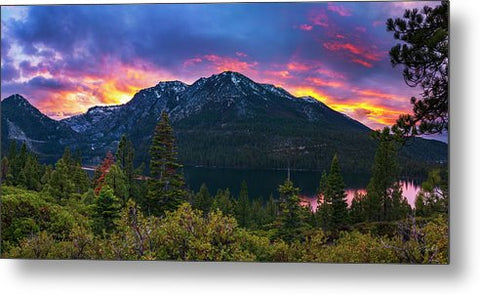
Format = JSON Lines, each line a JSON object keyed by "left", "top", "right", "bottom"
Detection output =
{"left": 300, "top": 180, "right": 421, "bottom": 212}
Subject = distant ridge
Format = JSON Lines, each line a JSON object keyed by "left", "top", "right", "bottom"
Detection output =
{"left": 1, "top": 71, "right": 447, "bottom": 173}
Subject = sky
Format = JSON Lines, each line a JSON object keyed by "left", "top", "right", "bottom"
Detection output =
{"left": 0, "top": 1, "right": 446, "bottom": 141}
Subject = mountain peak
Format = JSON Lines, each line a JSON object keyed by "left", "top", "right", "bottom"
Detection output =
{"left": 2, "top": 94, "right": 31, "bottom": 106}
{"left": 217, "top": 70, "right": 249, "bottom": 80}
{"left": 155, "top": 80, "right": 188, "bottom": 88}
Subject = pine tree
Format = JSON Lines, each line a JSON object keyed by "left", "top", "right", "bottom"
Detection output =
{"left": 365, "top": 128, "right": 401, "bottom": 221}
{"left": 106, "top": 164, "right": 129, "bottom": 207}
{"left": 41, "top": 165, "right": 53, "bottom": 186}
{"left": 316, "top": 171, "right": 330, "bottom": 231}
{"left": 251, "top": 199, "right": 267, "bottom": 229}
{"left": 235, "top": 180, "right": 250, "bottom": 228}
{"left": 327, "top": 155, "right": 349, "bottom": 231}
{"left": 349, "top": 191, "right": 366, "bottom": 224}
{"left": 1, "top": 156, "right": 10, "bottom": 184}
{"left": 47, "top": 158, "right": 74, "bottom": 201}
{"left": 116, "top": 135, "right": 135, "bottom": 199}
{"left": 277, "top": 178, "right": 304, "bottom": 242}
{"left": 146, "top": 112, "right": 187, "bottom": 216}
{"left": 23, "top": 153, "right": 41, "bottom": 191}
{"left": 72, "top": 160, "right": 90, "bottom": 194}
{"left": 415, "top": 168, "right": 448, "bottom": 217}
{"left": 265, "top": 194, "right": 277, "bottom": 224}
{"left": 92, "top": 185, "right": 121, "bottom": 235}
{"left": 387, "top": 1, "right": 449, "bottom": 136}
{"left": 193, "top": 183, "right": 212, "bottom": 217}
{"left": 14, "top": 143, "right": 28, "bottom": 186}
{"left": 390, "top": 183, "right": 411, "bottom": 220}
{"left": 6, "top": 141, "right": 18, "bottom": 185}
{"left": 212, "top": 188, "right": 235, "bottom": 216}
{"left": 68, "top": 150, "right": 90, "bottom": 194}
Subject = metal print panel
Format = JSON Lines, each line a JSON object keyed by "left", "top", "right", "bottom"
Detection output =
{"left": 0, "top": 1, "right": 449, "bottom": 263}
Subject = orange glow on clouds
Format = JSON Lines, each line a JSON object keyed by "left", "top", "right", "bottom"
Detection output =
{"left": 187, "top": 54, "right": 258, "bottom": 74}
{"left": 305, "top": 77, "right": 344, "bottom": 88}
{"left": 36, "top": 62, "right": 176, "bottom": 119}
{"left": 287, "top": 62, "right": 312, "bottom": 72}
{"left": 351, "top": 58, "right": 373, "bottom": 68}
{"left": 323, "top": 41, "right": 384, "bottom": 68}
{"left": 291, "top": 87, "right": 405, "bottom": 129}
{"left": 292, "top": 87, "right": 329, "bottom": 102}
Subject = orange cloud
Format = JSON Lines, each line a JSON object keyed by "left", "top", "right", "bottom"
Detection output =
{"left": 305, "top": 77, "right": 344, "bottom": 88}
{"left": 351, "top": 58, "right": 373, "bottom": 68}
{"left": 324, "top": 42, "right": 361, "bottom": 55}
{"left": 352, "top": 88, "right": 406, "bottom": 102}
{"left": 330, "top": 102, "right": 404, "bottom": 127}
{"left": 187, "top": 54, "right": 258, "bottom": 74}
{"left": 324, "top": 41, "right": 383, "bottom": 63}
{"left": 291, "top": 87, "right": 330, "bottom": 103}
{"left": 286, "top": 62, "right": 312, "bottom": 72}
{"left": 34, "top": 61, "right": 176, "bottom": 119}
{"left": 264, "top": 70, "right": 292, "bottom": 79}
{"left": 316, "top": 68, "right": 346, "bottom": 79}
{"left": 289, "top": 87, "right": 406, "bottom": 129}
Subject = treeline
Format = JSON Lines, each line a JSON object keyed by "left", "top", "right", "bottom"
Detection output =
{"left": 0, "top": 113, "right": 448, "bottom": 263}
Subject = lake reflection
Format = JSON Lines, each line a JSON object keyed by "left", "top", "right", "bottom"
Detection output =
{"left": 183, "top": 167, "right": 422, "bottom": 209}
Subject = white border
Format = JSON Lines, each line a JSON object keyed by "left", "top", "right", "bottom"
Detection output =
{"left": 1, "top": 1, "right": 479, "bottom": 294}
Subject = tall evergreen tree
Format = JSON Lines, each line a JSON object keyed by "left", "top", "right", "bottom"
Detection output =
{"left": 92, "top": 185, "right": 121, "bottom": 235}
{"left": 251, "top": 199, "right": 267, "bottom": 229}
{"left": 1, "top": 156, "right": 9, "bottom": 183}
{"left": 327, "top": 155, "right": 349, "bottom": 231}
{"left": 316, "top": 171, "right": 330, "bottom": 231}
{"left": 146, "top": 112, "right": 187, "bottom": 216}
{"left": 365, "top": 128, "right": 403, "bottom": 221}
{"left": 212, "top": 188, "right": 235, "bottom": 216}
{"left": 235, "top": 181, "right": 250, "bottom": 228}
{"left": 349, "top": 191, "right": 366, "bottom": 224}
{"left": 390, "top": 183, "right": 411, "bottom": 220}
{"left": 414, "top": 168, "right": 448, "bottom": 217}
{"left": 317, "top": 156, "right": 348, "bottom": 232}
{"left": 23, "top": 153, "right": 41, "bottom": 191}
{"left": 47, "top": 157, "right": 74, "bottom": 201}
{"left": 387, "top": 1, "right": 449, "bottom": 136}
{"left": 116, "top": 135, "right": 135, "bottom": 198}
{"left": 193, "top": 183, "right": 212, "bottom": 217}
{"left": 265, "top": 194, "right": 277, "bottom": 224}
{"left": 6, "top": 141, "right": 18, "bottom": 185}
{"left": 277, "top": 179, "right": 305, "bottom": 242}
{"left": 105, "top": 164, "right": 129, "bottom": 207}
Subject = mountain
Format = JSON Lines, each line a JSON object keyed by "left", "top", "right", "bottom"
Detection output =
{"left": 1, "top": 72, "right": 448, "bottom": 174}
{"left": 1, "top": 94, "right": 83, "bottom": 162}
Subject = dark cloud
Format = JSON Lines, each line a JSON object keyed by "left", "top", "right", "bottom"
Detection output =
{"left": 26, "top": 76, "right": 76, "bottom": 90}
{"left": 1, "top": 64, "right": 20, "bottom": 82}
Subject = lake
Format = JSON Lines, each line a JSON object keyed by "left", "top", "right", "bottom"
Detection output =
{"left": 182, "top": 166, "right": 423, "bottom": 210}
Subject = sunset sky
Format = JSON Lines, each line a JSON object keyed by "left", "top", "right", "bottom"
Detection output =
{"left": 1, "top": 1, "right": 446, "bottom": 141}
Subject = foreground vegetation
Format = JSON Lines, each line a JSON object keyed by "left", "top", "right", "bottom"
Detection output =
{"left": 1, "top": 113, "right": 448, "bottom": 263}
{"left": 1, "top": 184, "right": 447, "bottom": 263}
